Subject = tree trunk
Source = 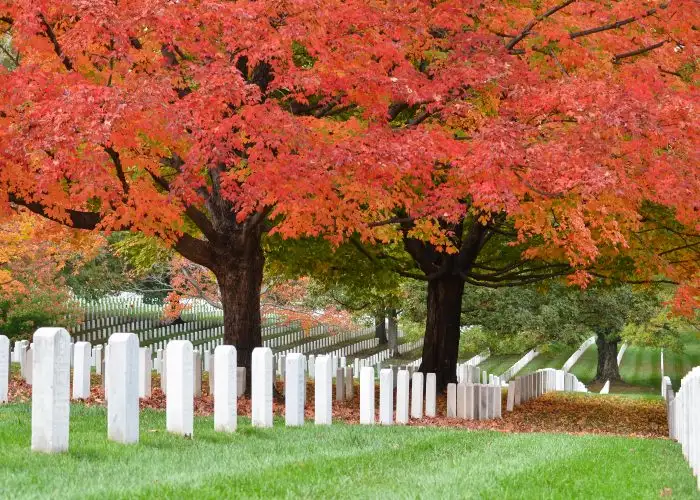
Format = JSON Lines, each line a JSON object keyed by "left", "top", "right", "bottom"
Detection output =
{"left": 387, "top": 308, "right": 398, "bottom": 356}
{"left": 595, "top": 334, "right": 621, "bottom": 382}
{"left": 214, "top": 230, "right": 265, "bottom": 394}
{"left": 419, "top": 275, "right": 465, "bottom": 391}
{"left": 374, "top": 310, "right": 387, "bottom": 344}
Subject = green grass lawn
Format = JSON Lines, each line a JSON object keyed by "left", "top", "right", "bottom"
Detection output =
{"left": 477, "top": 354, "right": 523, "bottom": 377}
{"left": 620, "top": 331, "right": 700, "bottom": 391}
{"left": 569, "top": 345, "right": 599, "bottom": 383}
{"left": 517, "top": 349, "right": 575, "bottom": 376}
{"left": 0, "top": 404, "right": 698, "bottom": 499}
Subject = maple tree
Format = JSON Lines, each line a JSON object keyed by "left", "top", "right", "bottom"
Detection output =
{"left": 0, "top": 0, "right": 697, "bottom": 386}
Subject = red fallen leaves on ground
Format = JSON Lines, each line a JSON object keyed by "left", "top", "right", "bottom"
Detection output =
{"left": 7, "top": 374, "right": 668, "bottom": 439}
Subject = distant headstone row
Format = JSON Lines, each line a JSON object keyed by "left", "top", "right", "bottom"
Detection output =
{"left": 561, "top": 336, "right": 596, "bottom": 373}
{"left": 505, "top": 368, "right": 588, "bottom": 411}
{"left": 665, "top": 367, "right": 700, "bottom": 490}
{"left": 499, "top": 349, "right": 539, "bottom": 383}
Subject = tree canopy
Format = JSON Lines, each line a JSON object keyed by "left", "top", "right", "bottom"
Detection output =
{"left": 0, "top": 0, "right": 697, "bottom": 383}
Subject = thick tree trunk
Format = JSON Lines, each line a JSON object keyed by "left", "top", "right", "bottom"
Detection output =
{"left": 213, "top": 230, "right": 265, "bottom": 394}
{"left": 374, "top": 310, "right": 388, "bottom": 344}
{"left": 595, "top": 334, "right": 621, "bottom": 382}
{"left": 419, "top": 275, "right": 465, "bottom": 391}
{"left": 387, "top": 308, "right": 398, "bottom": 356}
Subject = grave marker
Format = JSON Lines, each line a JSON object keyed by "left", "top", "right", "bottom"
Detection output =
{"left": 396, "top": 369, "right": 409, "bottom": 424}
{"left": 214, "top": 345, "right": 237, "bottom": 432}
{"left": 72, "top": 342, "right": 91, "bottom": 399}
{"left": 108, "top": 333, "right": 140, "bottom": 444}
{"left": 31, "top": 328, "right": 71, "bottom": 453}
{"left": 425, "top": 373, "right": 437, "bottom": 417}
{"left": 252, "top": 347, "right": 273, "bottom": 428}
{"left": 315, "top": 355, "right": 332, "bottom": 425}
{"left": 410, "top": 372, "right": 424, "bottom": 419}
{"left": 379, "top": 368, "right": 393, "bottom": 425}
{"left": 166, "top": 340, "right": 194, "bottom": 437}
{"left": 285, "top": 353, "right": 304, "bottom": 427}
{"left": 360, "top": 367, "right": 375, "bottom": 424}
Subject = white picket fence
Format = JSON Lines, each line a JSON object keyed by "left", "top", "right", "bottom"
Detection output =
{"left": 562, "top": 336, "right": 596, "bottom": 372}
{"left": 665, "top": 368, "right": 700, "bottom": 490}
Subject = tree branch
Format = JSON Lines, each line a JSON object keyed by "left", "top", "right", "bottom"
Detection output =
{"left": 613, "top": 41, "right": 666, "bottom": 63}
{"left": 38, "top": 13, "right": 73, "bottom": 71}
{"left": 8, "top": 193, "right": 103, "bottom": 229}
{"left": 569, "top": 7, "right": 664, "bottom": 39}
{"left": 103, "top": 145, "right": 129, "bottom": 195}
{"left": 507, "top": 0, "right": 577, "bottom": 51}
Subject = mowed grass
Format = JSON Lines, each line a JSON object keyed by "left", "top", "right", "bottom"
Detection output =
{"left": 517, "top": 349, "right": 575, "bottom": 376}
{"left": 569, "top": 345, "right": 599, "bottom": 383}
{"left": 621, "top": 331, "right": 700, "bottom": 391}
{"left": 1, "top": 404, "right": 698, "bottom": 499}
{"left": 477, "top": 354, "right": 522, "bottom": 377}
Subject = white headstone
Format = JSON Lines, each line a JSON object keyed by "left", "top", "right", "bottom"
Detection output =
{"left": 425, "top": 373, "right": 436, "bottom": 417}
{"left": 193, "top": 351, "right": 202, "bottom": 398}
{"left": 139, "top": 347, "right": 152, "bottom": 399}
{"left": 314, "top": 355, "right": 332, "bottom": 425}
{"left": 166, "top": 340, "right": 194, "bottom": 437}
{"left": 214, "top": 345, "right": 237, "bottom": 432}
{"left": 410, "top": 372, "right": 424, "bottom": 419}
{"left": 285, "top": 353, "right": 305, "bottom": 427}
{"left": 237, "top": 367, "right": 246, "bottom": 397}
{"left": 252, "top": 347, "right": 273, "bottom": 428}
{"left": 447, "top": 383, "right": 457, "bottom": 417}
{"left": 108, "top": 333, "right": 140, "bottom": 444}
{"left": 396, "top": 369, "right": 410, "bottom": 424}
{"left": 72, "top": 342, "right": 91, "bottom": 399}
{"left": 25, "top": 348, "right": 33, "bottom": 385}
{"left": 345, "top": 367, "right": 354, "bottom": 400}
{"left": 31, "top": 328, "right": 71, "bottom": 453}
{"left": 0, "top": 335, "right": 8, "bottom": 403}
{"left": 360, "top": 366, "right": 375, "bottom": 424}
{"left": 379, "top": 368, "right": 393, "bottom": 425}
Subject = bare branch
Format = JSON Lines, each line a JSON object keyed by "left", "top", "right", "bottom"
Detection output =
{"left": 569, "top": 6, "right": 664, "bottom": 39}
{"left": 507, "top": 0, "right": 577, "bottom": 51}
{"left": 38, "top": 13, "right": 73, "bottom": 71}
{"left": 613, "top": 41, "right": 666, "bottom": 63}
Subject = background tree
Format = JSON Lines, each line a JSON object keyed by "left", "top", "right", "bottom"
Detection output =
{"left": 1, "top": 0, "right": 697, "bottom": 386}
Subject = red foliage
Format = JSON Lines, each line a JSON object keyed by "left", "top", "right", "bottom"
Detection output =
{"left": 0, "top": 0, "right": 697, "bottom": 306}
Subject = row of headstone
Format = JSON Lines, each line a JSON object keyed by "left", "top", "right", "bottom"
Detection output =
{"left": 265, "top": 328, "right": 307, "bottom": 349}
{"left": 363, "top": 368, "right": 437, "bottom": 424}
{"left": 277, "top": 327, "right": 373, "bottom": 356}
{"left": 617, "top": 343, "right": 628, "bottom": 366}
{"left": 74, "top": 318, "right": 160, "bottom": 342}
{"left": 561, "top": 336, "right": 596, "bottom": 373}
{"left": 665, "top": 367, "right": 699, "bottom": 490}
{"left": 396, "top": 338, "right": 424, "bottom": 355}
{"left": 457, "top": 364, "right": 499, "bottom": 386}
{"left": 326, "top": 336, "right": 379, "bottom": 358}
{"left": 19, "top": 327, "right": 448, "bottom": 454}
{"left": 463, "top": 350, "right": 490, "bottom": 367}
{"left": 506, "top": 368, "right": 588, "bottom": 412}
{"left": 446, "top": 381, "right": 502, "bottom": 420}
{"left": 500, "top": 349, "right": 539, "bottom": 383}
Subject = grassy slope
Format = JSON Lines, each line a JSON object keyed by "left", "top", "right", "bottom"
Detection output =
{"left": 569, "top": 345, "right": 599, "bottom": 384}
{"left": 477, "top": 354, "right": 523, "bottom": 377}
{"left": 517, "top": 349, "right": 575, "bottom": 376}
{"left": 621, "top": 331, "right": 700, "bottom": 391}
{"left": 0, "top": 404, "right": 697, "bottom": 499}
